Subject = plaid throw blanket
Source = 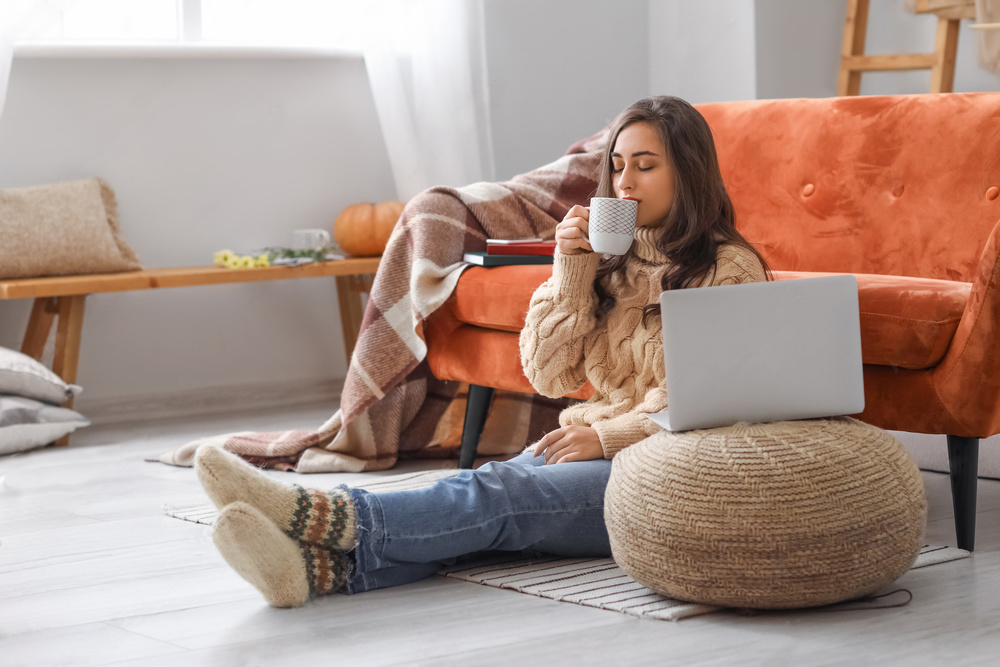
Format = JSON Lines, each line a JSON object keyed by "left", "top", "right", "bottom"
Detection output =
{"left": 160, "top": 130, "right": 607, "bottom": 472}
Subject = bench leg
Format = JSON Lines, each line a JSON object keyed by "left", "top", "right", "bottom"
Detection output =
{"left": 458, "top": 384, "right": 495, "bottom": 470}
{"left": 22, "top": 297, "right": 59, "bottom": 361}
{"left": 336, "top": 273, "right": 374, "bottom": 364}
{"left": 946, "top": 435, "right": 979, "bottom": 552}
{"left": 52, "top": 295, "right": 87, "bottom": 446}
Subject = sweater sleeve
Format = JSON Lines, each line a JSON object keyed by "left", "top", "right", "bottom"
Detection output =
{"left": 519, "top": 251, "right": 602, "bottom": 398}
{"left": 591, "top": 384, "right": 669, "bottom": 459}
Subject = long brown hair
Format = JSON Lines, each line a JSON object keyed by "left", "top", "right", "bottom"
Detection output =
{"left": 592, "top": 96, "right": 770, "bottom": 326}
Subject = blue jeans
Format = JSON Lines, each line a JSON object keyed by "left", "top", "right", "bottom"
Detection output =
{"left": 342, "top": 449, "right": 613, "bottom": 594}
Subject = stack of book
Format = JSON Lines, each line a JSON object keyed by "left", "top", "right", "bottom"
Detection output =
{"left": 463, "top": 238, "right": 557, "bottom": 266}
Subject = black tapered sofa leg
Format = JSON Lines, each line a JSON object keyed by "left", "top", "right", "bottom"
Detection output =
{"left": 946, "top": 435, "right": 980, "bottom": 552}
{"left": 458, "top": 384, "right": 496, "bottom": 469}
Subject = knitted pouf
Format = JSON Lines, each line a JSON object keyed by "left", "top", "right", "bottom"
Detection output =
{"left": 604, "top": 417, "right": 927, "bottom": 609}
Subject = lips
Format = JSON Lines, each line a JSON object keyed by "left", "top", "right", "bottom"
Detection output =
{"left": 622, "top": 196, "right": 639, "bottom": 202}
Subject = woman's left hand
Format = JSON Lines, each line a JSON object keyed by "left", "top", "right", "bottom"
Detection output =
{"left": 533, "top": 425, "right": 604, "bottom": 464}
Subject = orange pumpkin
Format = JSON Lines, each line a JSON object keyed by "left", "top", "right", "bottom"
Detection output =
{"left": 333, "top": 201, "right": 406, "bottom": 256}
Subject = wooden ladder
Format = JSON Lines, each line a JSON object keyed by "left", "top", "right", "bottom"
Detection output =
{"left": 838, "top": 0, "right": 977, "bottom": 95}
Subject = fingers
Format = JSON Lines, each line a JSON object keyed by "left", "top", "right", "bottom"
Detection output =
{"left": 533, "top": 426, "right": 568, "bottom": 459}
{"left": 564, "top": 204, "right": 589, "bottom": 222}
{"left": 534, "top": 425, "right": 601, "bottom": 464}
{"left": 532, "top": 427, "right": 560, "bottom": 457}
{"left": 542, "top": 437, "right": 573, "bottom": 464}
{"left": 542, "top": 425, "right": 604, "bottom": 464}
{"left": 554, "top": 231, "right": 592, "bottom": 255}
{"left": 547, "top": 445, "right": 581, "bottom": 465}
{"left": 555, "top": 210, "right": 593, "bottom": 255}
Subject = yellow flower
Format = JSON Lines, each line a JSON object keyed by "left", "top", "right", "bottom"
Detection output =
{"left": 214, "top": 249, "right": 235, "bottom": 266}
{"left": 256, "top": 254, "right": 270, "bottom": 268}
{"left": 240, "top": 255, "right": 256, "bottom": 269}
{"left": 225, "top": 256, "right": 241, "bottom": 269}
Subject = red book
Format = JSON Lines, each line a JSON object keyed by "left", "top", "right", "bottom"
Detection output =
{"left": 486, "top": 241, "right": 557, "bottom": 256}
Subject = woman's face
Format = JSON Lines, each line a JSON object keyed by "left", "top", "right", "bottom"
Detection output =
{"left": 610, "top": 122, "right": 676, "bottom": 228}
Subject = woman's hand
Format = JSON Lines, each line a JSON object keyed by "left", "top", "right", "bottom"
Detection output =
{"left": 533, "top": 425, "right": 603, "bottom": 464}
{"left": 555, "top": 205, "right": 593, "bottom": 255}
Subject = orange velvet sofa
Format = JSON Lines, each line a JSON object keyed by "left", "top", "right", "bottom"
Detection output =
{"left": 425, "top": 92, "right": 1000, "bottom": 551}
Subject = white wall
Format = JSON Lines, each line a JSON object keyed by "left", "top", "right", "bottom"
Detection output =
{"left": 484, "top": 0, "right": 650, "bottom": 180}
{"left": 0, "top": 53, "right": 395, "bottom": 414}
{"left": 649, "top": 0, "right": 758, "bottom": 103}
{"left": 754, "top": 0, "right": 843, "bottom": 99}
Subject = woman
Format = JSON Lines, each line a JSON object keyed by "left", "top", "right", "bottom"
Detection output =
{"left": 195, "top": 95, "right": 770, "bottom": 607}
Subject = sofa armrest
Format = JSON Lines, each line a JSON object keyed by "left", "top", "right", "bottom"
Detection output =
{"left": 932, "top": 218, "right": 1000, "bottom": 437}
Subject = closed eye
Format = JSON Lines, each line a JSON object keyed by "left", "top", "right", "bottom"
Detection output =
{"left": 614, "top": 165, "right": 654, "bottom": 174}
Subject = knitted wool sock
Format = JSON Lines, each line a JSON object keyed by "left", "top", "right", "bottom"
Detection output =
{"left": 195, "top": 444, "right": 357, "bottom": 551}
{"left": 212, "top": 502, "right": 348, "bottom": 608}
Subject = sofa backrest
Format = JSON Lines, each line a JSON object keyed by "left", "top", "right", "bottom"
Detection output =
{"left": 698, "top": 93, "right": 1000, "bottom": 283}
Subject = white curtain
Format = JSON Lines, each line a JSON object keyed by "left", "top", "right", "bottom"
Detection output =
{"left": 363, "top": 0, "right": 496, "bottom": 201}
{"left": 0, "top": 1, "right": 72, "bottom": 124}
{"left": 0, "top": 15, "right": 17, "bottom": 123}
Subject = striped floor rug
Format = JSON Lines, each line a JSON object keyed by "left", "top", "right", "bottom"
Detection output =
{"left": 164, "top": 469, "right": 969, "bottom": 621}
{"left": 438, "top": 545, "right": 968, "bottom": 621}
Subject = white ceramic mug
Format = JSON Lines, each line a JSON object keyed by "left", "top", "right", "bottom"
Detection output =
{"left": 292, "top": 228, "right": 330, "bottom": 251}
{"left": 583, "top": 197, "right": 638, "bottom": 255}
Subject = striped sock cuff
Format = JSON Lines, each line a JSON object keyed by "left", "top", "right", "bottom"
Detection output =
{"left": 287, "top": 486, "right": 356, "bottom": 551}
{"left": 302, "top": 544, "right": 348, "bottom": 597}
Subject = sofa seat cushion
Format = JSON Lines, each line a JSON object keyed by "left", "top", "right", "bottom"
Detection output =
{"left": 451, "top": 265, "right": 555, "bottom": 334}
{"left": 449, "top": 266, "right": 970, "bottom": 371}
{"left": 428, "top": 323, "right": 594, "bottom": 400}
{"left": 774, "top": 271, "right": 970, "bottom": 370}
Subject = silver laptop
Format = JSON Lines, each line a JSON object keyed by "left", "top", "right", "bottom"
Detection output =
{"left": 645, "top": 275, "right": 865, "bottom": 432}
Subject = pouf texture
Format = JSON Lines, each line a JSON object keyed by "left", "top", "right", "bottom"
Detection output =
{"left": 604, "top": 417, "right": 927, "bottom": 609}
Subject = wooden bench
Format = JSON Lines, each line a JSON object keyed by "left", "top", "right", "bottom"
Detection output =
{"left": 0, "top": 257, "right": 380, "bottom": 443}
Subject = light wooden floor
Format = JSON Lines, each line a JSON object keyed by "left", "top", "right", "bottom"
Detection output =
{"left": 2, "top": 402, "right": 1000, "bottom": 667}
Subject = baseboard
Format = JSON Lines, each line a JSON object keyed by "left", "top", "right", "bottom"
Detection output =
{"left": 894, "top": 430, "right": 1000, "bottom": 481}
{"left": 75, "top": 377, "right": 344, "bottom": 426}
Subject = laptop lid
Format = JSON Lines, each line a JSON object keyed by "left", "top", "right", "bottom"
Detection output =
{"left": 646, "top": 275, "right": 865, "bottom": 432}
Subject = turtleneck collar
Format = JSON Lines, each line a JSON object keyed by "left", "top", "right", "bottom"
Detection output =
{"left": 632, "top": 225, "right": 669, "bottom": 264}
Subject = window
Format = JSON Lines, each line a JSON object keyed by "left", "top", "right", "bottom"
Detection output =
{"left": 3, "top": 0, "right": 366, "bottom": 50}
{"left": 201, "top": 0, "right": 366, "bottom": 49}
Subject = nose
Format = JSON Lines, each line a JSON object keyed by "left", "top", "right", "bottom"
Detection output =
{"left": 616, "top": 165, "right": 635, "bottom": 194}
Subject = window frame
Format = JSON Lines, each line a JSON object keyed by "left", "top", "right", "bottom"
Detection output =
{"left": 7, "top": 0, "right": 364, "bottom": 58}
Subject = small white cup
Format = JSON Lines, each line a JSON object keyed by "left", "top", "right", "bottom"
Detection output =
{"left": 584, "top": 197, "right": 638, "bottom": 255}
{"left": 292, "top": 228, "right": 330, "bottom": 251}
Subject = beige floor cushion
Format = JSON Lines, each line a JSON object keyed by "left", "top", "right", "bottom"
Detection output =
{"left": 604, "top": 417, "right": 926, "bottom": 609}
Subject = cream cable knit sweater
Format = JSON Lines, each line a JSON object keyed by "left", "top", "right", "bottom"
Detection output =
{"left": 519, "top": 225, "right": 767, "bottom": 459}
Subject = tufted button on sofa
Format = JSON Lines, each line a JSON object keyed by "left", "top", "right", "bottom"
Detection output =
{"left": 424, "top": 92, "right": 1000, "bottom": 552}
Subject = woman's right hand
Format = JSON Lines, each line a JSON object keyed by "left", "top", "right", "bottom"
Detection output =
{"left": 555, "top": 205, "right": 593, "bottom": 255}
